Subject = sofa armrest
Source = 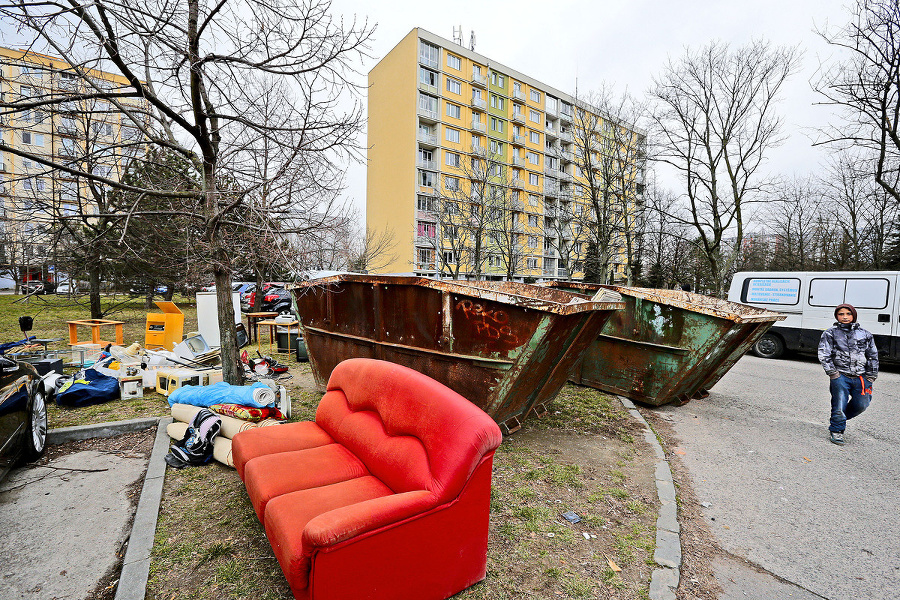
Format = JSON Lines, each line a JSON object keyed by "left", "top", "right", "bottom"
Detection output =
{"left": 302, "top": 490, "right": 436, "bottom": 550}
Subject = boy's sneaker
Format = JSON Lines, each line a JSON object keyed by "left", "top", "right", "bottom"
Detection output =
{"left": 830, "top": 431, "right": 845, "bottom": 445}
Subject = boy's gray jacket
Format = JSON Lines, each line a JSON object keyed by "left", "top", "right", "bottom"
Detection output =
{"left": 818, "top": 322, "right": 879, "bottom": 380}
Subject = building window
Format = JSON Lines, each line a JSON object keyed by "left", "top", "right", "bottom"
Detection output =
{"left": 418, "top": 92, "right": 438, "bottom": 114}
{"left": 531, "top": 89, "right": 541, "bottom": 102}
{"left": 490, "top": 117, "right": 504, "bottom": 133}
{"left": 488, "top": 255, "right": 501, "bottom": 268}
{"left": 527, "top": 257, "right": 539, "bottom": 269}
{"left": 529, "top": 109, "right": 541, "bottom": 123}
{"left": 489, "top": 140, "right": 504, "bottom": 155}
{"left": 491, "top": 72, "right": 505, "bottom": 87}
{"left": 22, "top": 132, "right": 44, "bottom": 146}
{"left": 528, "top": 214, "right": 539, "bottom": 227}
{"left": 20, "top": 85, "right": 31, "bottom": 97}
{"left": 527, "top": 151, "right": 539, "bottom": 165}
{"left": 417, "top": 248, "right": 436, "bottom": 269}
{"left": 445, "top": 152, "right": 461, "bottom": 167}
{"left": 443, "top": 250, "right": 457, "bottom": 264}
{"left": 530, "top": 130, "right": 540, "bottom": 144}
{"left": 444, "top": 176, "right": 460, "bottom": 191}
{"left": 446, "top": 128, "right": 460, "bottom": 143}
{"left": 417, "top": 221, "right": 436, "bottom": 238}
{"left": 417, "top": 195, "right": 436, "bottom": 211}
{"left": 419, "top": 41, "right": 439, "bottom": 67}
{"left": 528, "top": 194, "right": 540, "bottom": 206}
{"left": 419, "top": 67, "right": 438, "bottom": 87}
{"left": 528, "top": 235, "right": 539, "bottom": 247}
{"left": 419, "top": 170, "right": 436, "bottom": 187}
{"left": 446, "top": 102, "right": 461, "bottom": 119}
{"left": 529, "top": 173, "right": 539, "bottom": 186}
{"left": 446, "top": 77, "right": 461, "bottom": 95}
{"left": 490, "top": 95, "right": 505, "bottom": 110}
{"left": 447, "top": 54, "right": 461, "bottom": 70}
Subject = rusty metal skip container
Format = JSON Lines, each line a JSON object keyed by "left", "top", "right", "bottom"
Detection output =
{"left": 541, "top": 283, "right": 785, "bottom": 406}
{"left": 291, "top": 275, "right": 623, "bottom": 433}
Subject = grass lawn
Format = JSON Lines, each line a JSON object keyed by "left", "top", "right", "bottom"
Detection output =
{"left": 1, "top": 291, "right": 660, "bottom": 600}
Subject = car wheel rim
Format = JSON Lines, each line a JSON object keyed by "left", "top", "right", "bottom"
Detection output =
{"left": 758, "top": 338, "right": 775, "bottom": 355}
{"left": 31, "top": 391, "right": 47, "bottom": 452}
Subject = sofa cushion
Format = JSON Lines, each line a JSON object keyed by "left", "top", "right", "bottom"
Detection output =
{"left": 243, "top": 444, "right": 369, "bottom": 521}
{"left": 264, "top": 476, "right": 395, "bottom": 591}
{"left": 232, "top": 421, "right": 334, "bottom": 478}
{"left": 316, "top": 359, "right": 503, "bottom": 503}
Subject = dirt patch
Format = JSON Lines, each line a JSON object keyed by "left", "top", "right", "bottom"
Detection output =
{"left": 640, "top": 409, "right": 723, "bottom": 600}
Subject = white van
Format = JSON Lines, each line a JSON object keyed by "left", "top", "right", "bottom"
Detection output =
{"left": 727, "top": 271, "right": 900, "bottom": 360}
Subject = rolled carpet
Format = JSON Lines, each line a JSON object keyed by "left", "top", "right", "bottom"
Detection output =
{"left": 166, "top": 422, "right": 235, "bottom": 468}
{"left": 170, "top": 403, "right": 256, "bottom": 439}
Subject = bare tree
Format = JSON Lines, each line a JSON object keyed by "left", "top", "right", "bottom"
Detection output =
{"left": 650, "top": 40, "right": 800, "bottom": 297}
{"left": 436, "top": 147, "right": 512, "bottom": 280}
{"left": 347, "top": 223, "right": 398, "bottom": 273}
{"left": 815, "top": 0, "right": 900, "bottom": 202}
{"left": 571, "top": 87, "right": 648, "bottom": 285}
{"left": 764, "top": 175, "right": 826, "bottom": 271}
{"left": 0, "top": 1, "right": 372, "bottom": 383}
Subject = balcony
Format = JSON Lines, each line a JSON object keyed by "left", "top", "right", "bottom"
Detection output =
{"left": 417, "top": 131, "right": 438, "bottom": 147}
{"left": 419, "top": 53, "right": 439, "bottom": 69}
{"left": 471, "top": 72, "right": 487, "bottom": 87}
{"left": 544, "top": 206, "right": 557, "bottom": 218}
{"left": 511, "top": 111, "right": 525, "bottom": 124}
{"left": 57, "top": 124, "right": 77, "bottom": 135}
{"left": 417, "top": 106, "right": 439, "bottom": 122}
{"left": 559, "top": 109, "right": 573, "bottom": 123}
{"left": 418, "top": 183, "right": 436, "bottom": 195}
{"left": 509, "top": 198, "right": 524, "bottom": 211}
{"left": 418, "top": 80, "right": 438, "bottom": 96}
{"left": 560, "top": 130, "right": 574, "bottom": 143}
{"left": 545, "top": 126, "right": 558, "bottom": 139}
{"left": 512, "top": 89, "right": 525, "bottom": 101}
{"left": 510, "top": 178, "right": 525, "bottom": 190}
{"left": 512, "top": 155, "right": 525, "bottom": 167}
{"left": 471, "top": 119, "right": 486, "bottom": 133}
{"left": 544, "top": 182, "right": 558, "bottom": 197}
{"left": 471, "top": 96, "right": 486, "bottom": 110}
{"left": 417, "top": 158, "right": 437, "bottom": 170}
{"left": 512, "top": 134, "right": 527, "bottom": 146}
{"left": 416, "top": 235, "right": 437, "bottom": 246}
{"left": 545, "top": 103, "right": 558, "bottom": 118}
{"left": 471, "top": 143, "right": 486, "bottom": 155}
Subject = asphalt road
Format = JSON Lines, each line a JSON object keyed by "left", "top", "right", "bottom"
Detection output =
{"left": 656, "top": 354, "right": 900, "bottom": 599}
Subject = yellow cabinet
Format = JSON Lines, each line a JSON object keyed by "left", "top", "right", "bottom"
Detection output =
{"left": 145, "top": 301, "right": 184, "bottom": 350}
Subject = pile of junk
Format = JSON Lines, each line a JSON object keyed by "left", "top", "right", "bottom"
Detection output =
{"left": 11, "top": 305, "right": 294, "bottom": 471}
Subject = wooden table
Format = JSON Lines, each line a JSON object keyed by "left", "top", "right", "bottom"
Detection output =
{"left": 255, "top": 319, "right": 299, "bottom": 354}
{"left": 245, "top": 312, "right": 278, "bottom": 344}
{"left": 67, "top": 319, "right": 124, "bottom": 347}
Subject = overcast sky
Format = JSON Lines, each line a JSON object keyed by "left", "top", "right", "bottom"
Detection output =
{"left": 328, "top": 0, "right": 857, "bottom": 225}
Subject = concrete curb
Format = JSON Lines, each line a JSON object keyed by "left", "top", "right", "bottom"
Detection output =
{"left": 115, "top": 417, "right": 171, "bottom": 600}
{"left": 48, "top": 417, "right": 163, "bottom": 445}
{"left": 619, "top": 397, "right": 681, "bottom": 600}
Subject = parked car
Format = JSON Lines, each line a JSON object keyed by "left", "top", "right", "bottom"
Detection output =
{"left": 241, "top": 282, "right": 288, "bottom": 312}
{"left": 55, "top": 282, "right": 77, "bottom": 294}
{"left": 22, "top": 281, "right": 56, "bottom": 295}
{"left": 261, "top": 287, "right": 294, "bottom": 314}
{"left": 0, "top": 349, "right": 47, "bottom": 482}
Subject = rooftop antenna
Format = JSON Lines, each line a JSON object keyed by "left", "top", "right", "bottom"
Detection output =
{"left": 470, "top": 30, "right": 476, "bottom": 52}
{"left": 452, "top": 25, "right": 463, "bottom": 46}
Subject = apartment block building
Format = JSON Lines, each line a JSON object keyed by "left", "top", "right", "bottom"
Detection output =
{"left": 367, "top": 28, "right": 643, "bottom": 281}
{"left": 0, "top": 46, "right": 146, "bottom": 285}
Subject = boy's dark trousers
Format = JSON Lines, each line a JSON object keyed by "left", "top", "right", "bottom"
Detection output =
{"left": 829, "top": 374, "right": 872, "bottom": 433}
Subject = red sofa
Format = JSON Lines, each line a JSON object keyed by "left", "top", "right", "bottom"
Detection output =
{"left": 232, "top": 358, "right": 503, "bottom": 600}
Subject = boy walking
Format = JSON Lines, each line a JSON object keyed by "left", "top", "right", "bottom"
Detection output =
{"left": 817, "top": 304, "right": 878, "bottom": 445}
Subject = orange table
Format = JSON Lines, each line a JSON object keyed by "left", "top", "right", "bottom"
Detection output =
{"left": 255, "top": 319, "right": 299, "bottom": 354}
{"left": 67, "top": 318, "right": 125, "bottom": 347}
{"left": 245, "top": 312, "right": 278, "bottom": 344}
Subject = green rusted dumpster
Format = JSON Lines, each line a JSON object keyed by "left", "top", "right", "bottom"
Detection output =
{"left": 540, "top": 283, "right": 785, "bottom": 406}
{"left": 291, "top": 275, "right": 623, "bottom": 433}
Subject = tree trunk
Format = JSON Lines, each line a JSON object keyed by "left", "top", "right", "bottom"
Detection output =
{"left": 89, "top": 262, "right": 102, "bottom": 319}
